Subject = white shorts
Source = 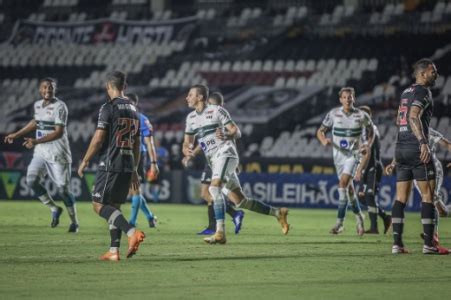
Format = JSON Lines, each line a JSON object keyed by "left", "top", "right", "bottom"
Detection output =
{"left": 334, "top": 155, "right": 358, "bottom": 178}
{"left": 27, "top": 155, "right": 71, "bottom": 187}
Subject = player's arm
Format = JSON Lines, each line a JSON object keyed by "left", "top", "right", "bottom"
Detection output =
{"left": 438, "top": 136, "right": 451, "bottom": 152}
{"left": 22, "top": 125, "right": 65, "bottom": 149}
{"left": 130, "top": 131, "right": 141, "bottom": 190}
{"left": 354, "top": 147, "right": 369, "bottom": 182}
{"left": 409, "top": 105, "right": 430, "bottom": 163}
{"left": 145, "top": 135, "right": 159, "bottom": 176}
{"left": 316, "top": 124, "right": 331, "bottom": 146}
{"left": 78, "top": 129, "right": 107, "bottom": 177}
{"left": 4, "top": 119, "right": 37, "bottom": 144}
{"left": 217, "top": 122, "right": 241, "bottom": 140}
{"left": 385, "top": 158, "right": 396, "bottom": 175}
{"left": 182, "top": 134, "right": 195, "bottom": 157}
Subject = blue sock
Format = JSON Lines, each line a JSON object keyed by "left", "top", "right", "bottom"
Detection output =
{"left": 139, "top": 195, "right": 154, "bottom": 220}
{"left": 129, "top": 195, "right": 141, "bottom": 226}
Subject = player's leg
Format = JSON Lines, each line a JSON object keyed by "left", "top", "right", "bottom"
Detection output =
{"left": 432, "top": 159, "right": 448, "bottom": 217}
{"left": 364, "top": 168, "right": 379, "bottom": 233}
{"left": 198, "top": 167, "right": 216, "bottom": 235}
{"left": 374, "top": 165, "right": 391, "bottom": 234}
{"left": 348, "top": 182, "right": 365, "bottom": 235}
{"left": 392, "top": 177, "right": 411, "bottom": 254}
{"left": 48, "top": 162, "right": 79, "bottom": 232}
{"left": 226, "top": 172, "right": 289, "bottom": 235}
{"left": 129, "top": 186, "right": 141, "bottom": 227}
{"left": 222, "top": 186, "right": 245, "bottom": 234}
{"left": 26, "top": 156, "right": 63, "bottom": 227}
{"left": 137, "top": 159, "right": 156, "bottom": 227}
{"left": 331, "top": 161, "right": 349, "bottom": 234}
{"left": 92, "top": 171, "right": 145, "bottom": 259}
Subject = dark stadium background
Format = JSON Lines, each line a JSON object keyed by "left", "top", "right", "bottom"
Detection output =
{"left": 0, "top": 0, "right": 450, "bottom": 210}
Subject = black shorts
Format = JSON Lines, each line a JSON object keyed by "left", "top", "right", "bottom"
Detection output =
{"left": 200, "top": 163, "right": 212, "bottom": 185}
{"left": 92, "top": 171, "right": 132, "bottom": 205}
{"left": 395, "top": 145, "right": 435, "bottom": 182}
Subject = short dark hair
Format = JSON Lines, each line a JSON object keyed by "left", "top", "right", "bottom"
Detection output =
{"left": 338, "top": 87, "right": 355, "bottom": 98}
{"left": 191, "top": 84, "right": 209, "bottom": 102}
{"left": 413, "top": 58, "right": 434, "bottom": 77}
{"left": 209, "top": 92, "right": 224, "bottom": 106}
{"left": 106, "top": 71, "right": 127, "bottom": 91}
{"left": 359, "top": 105, "right": 372, "bottom": 116}
{"left": 127, "top": 93, "right": 139, "bottom": 105}
{"left": 39, "top": 77, "right": 57, "bottom": 86}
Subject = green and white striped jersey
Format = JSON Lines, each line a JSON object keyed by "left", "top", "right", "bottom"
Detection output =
{"left": 321, "top": 106, "right": 372, "bottom": 160}
{"left": 185, "top": 104, "right": 237, "bottom": 160}
{"left": 33, "top": 98, "right": 72, "bottom": 163}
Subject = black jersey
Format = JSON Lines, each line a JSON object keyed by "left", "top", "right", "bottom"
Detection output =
{"left": 396, "top": 84, "right": 433, "bottom": 146}
{"left": 365, "top": 124, "right": 382, "bottom": 170}
{"left": 96, "top": 97, "right": 140, "bottom": 172}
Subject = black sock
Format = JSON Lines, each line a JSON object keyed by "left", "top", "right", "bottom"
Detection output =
{"left": 226, "top": 202, "right": 237, "bottom": 218}
{"left": 207, "top": 204, "right": 215, "bottom": 230}
{"left": 110, "top": 226, "right": 122, "bottom": 248}
{"left": 421, "top": 202, "right": 435, "bottom": 247}
{"left": 392, "top": 200, "right": 405, "bottom": 247}
{"left": 378, "top": 207, "right": 388, "bottom": 220}
{"left": 99, "top": 205, "right": 133, "bottom": 234}
{"left": 365, "top": 193, "right": 378, "bottom": 231}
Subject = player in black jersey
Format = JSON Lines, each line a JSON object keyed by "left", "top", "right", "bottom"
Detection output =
{"left": 355, "top": 106, "right": 391, "bottom": 234}
{"left": 391, "top": 58, "right": 448, "bottom": 255}
{"left": 78, "top": 71, "right": 145, "bottom": 261}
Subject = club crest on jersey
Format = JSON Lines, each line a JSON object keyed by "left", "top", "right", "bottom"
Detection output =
{"left": 200, "top": 141, "right": 207, "bottom": 152}
{"left": 340, "top": 139, "right": 348, "bottom": 148}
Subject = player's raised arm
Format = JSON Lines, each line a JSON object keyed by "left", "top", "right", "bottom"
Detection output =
{"left": 4, "top": 119, "right": 37, "bottom": 144}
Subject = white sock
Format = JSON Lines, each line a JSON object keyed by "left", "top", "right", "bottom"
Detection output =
{"left": 126, "top": 228, "right": 136, "bottom": 237}
{"left": 38, "top": 194, "right": 58, "bottom": 212}
{"left": 109, "top": 247, "right": 119, "bottom": 253}
{"left": 336, "top": 218, "right": 344, "bottom": 226}
{"left": 270, "top": 207, "right": 279, "bottom": 218}
{"left": 216, "top": 219, "right": 225, "bottom": 233}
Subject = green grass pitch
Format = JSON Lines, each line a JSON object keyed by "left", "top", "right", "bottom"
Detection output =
{"left": 1, "top": 200, "right": 450, "bottom": 299}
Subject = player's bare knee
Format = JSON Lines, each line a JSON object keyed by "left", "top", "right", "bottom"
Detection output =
{"left": 210, "top": 178, "right": 222, "bottom": 187}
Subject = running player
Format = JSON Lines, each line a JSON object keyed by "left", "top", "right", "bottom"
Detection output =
{"left": 390, "top": 58, "right": 447, "bottom": 255}
{"left": 355, "top": 106, "right": 392, "bottom": 234}
{"left": 183, "top": 85, "right": 289, "bottom": 244}
{"left": 4, "top": 78, "right": 79, "bottom": 232}
{"left": 317, "top": 87, "right": 370, "bottom": 235}
{"left": 183, "top": 92, "right": 244, "bottom": 235}
{"left": 78, "top": 71, "right": 145, "bottom": 261}
{"left": 126, "top": 93, "right": 159, "bottom": 228}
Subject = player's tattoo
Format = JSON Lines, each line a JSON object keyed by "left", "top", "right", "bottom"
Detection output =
{"left": 409, "top": 115, "right": 425, "bottom": 142}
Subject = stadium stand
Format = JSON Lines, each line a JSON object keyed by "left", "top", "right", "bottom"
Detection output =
{"left": 1, "top": 0, "right": 451, "bottom": 169}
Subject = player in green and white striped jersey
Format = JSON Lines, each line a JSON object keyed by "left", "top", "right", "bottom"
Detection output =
{"left": 317, "top": 87, "right": 373, "bottom": 236}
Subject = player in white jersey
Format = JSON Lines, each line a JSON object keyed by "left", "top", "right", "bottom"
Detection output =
{"left": 317, "top": 87, "right": 372, "bottom": 235}
{"left": 182, "top": 85, "right": 289, "bottom": 244}
{"left": 4, "top": 78, "right": 79, "bottom": 232}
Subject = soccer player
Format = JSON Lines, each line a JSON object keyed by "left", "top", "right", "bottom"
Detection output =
{"left": 126, "top": 93, "right": 159, "bottom": 228}
{"left": 4, "top": 78, "right": 79, "bottom": 232}
{"left": 78, "top": 71, "right": 145, "bottom": 261}
{"left": 184, "top": 92, "right": 245, "bottom": 235}
{"left": 316, "top": 87, "right": 370, "bottom": 235}
{"left": 183, "top": 85, "right": 289, "bottom": 244}
{"left": 386, "top": 128, "right": 451, "bottom": 250}
{"left": 390, "top": 58, "right": 447, "bottom": 255}
{"left": 355, "top": 105, "right": 392, "bottom": 234}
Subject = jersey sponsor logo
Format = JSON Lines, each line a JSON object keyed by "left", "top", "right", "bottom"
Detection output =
{"left": 206, "top": 115, "right": 213, "bottom": 119}
{"left": 189, "top": 114, "right": 196, "bottom": 119}
{"left": 206, "top": 110, "right": 214, "bottom": 114}
{"left": 339, "top": 139, "right": 348, "bottom": 148}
